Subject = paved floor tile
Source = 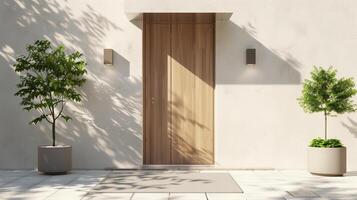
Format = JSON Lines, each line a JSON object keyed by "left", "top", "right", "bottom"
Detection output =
{"left": 46, "top": 171, "right": 109, "bottom": 200}
{"left": 0, "top": 173, "right": 50, "bottom": 198}
{"left": 0, "top": 171, "right": 32, "bottom": 187}
{"left": 6, "top": 174, "right": 80, "bottom": 200}
{"left": 0, "top": 170, "right": 356, "bottom": 200}
{"left": 285, "top": 198, "right": 327, "bottom": 200}
{"left": 169, "top": 193, "right": 207, "bottom": 200}
{"left": 245, "top": 198, "right": 286, "bottom": 200}
{"left": 83, "top": 193, "right": 133, "bottom": 200}
{"left": 243, "top": 195, "right": 288, "bottom": 200}
{"left": 287, "top": 190, "right": 319, "bottom": 198}
{"left": 206, "top": 193, "right": 245, "bottom": 200}
{"left": 132, "top": 193, "right": 169, "bottom": 200}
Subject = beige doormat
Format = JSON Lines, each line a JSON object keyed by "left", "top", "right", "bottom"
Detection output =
{"left": 92, "top": 171, "right": 242, "bottom": 193}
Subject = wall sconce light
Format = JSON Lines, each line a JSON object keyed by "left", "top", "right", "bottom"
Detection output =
{"left": 104, "top": 49, "right": 113, "bottom": 65}
{"left": 246, "top": 48, "right": 256, "bottom": 65}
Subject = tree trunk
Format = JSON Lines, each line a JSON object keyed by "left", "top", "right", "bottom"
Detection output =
{"left": 52, "top": 119, "right": 56, "bottom": 146}
{"left": 324, "top": 110, "right": 327, "bottom": 140}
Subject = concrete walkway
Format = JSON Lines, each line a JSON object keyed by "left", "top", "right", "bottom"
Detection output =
{"left": 0, "top": 170, "right": 356, "bottom": 200}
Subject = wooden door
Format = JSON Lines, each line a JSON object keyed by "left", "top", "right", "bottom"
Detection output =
{"left": 144, "top": 13, "right": 214, "bottom": 165}
{"left": 143, "top": 14, "right": 171, "bottom": 164}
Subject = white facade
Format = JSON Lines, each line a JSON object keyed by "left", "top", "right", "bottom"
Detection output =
{"left": 0, "top": 0, "right": 357, "bottom": 170}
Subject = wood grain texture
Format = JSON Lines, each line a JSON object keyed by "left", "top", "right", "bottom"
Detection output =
{"left": 171, "top": 22, "right": 214, "bottom": 165}
{"left": 144, "top": 13, "right": 214, "bottom": 165}
{"left": 143, "top": 14, "right": 171, "bottom": 164}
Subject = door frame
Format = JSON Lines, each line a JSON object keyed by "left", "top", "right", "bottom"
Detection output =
{"left": 142, "top": 13, "right": 216, "bottom": 166}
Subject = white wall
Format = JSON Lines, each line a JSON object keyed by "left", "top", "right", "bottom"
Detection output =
{"left": 214, "top": 0, "right": 357, "bottom": 170}
{"left": 0, "top": 0, "right": 143, "bottom": 169}
{"left": 1, "top": 0, "right": 357, "bottom": 170}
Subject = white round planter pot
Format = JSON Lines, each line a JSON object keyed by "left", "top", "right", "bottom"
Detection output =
{"left": 307, "top": 147, "right": 346, "bottom": 176}
{"left": 38, "top": 145, "right": 72, "bottom": 174}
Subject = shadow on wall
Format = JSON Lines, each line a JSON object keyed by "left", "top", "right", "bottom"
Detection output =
{"left": 0, "top": 0, "right": 142, "bottom": 169}
{"left": 113, "top": 51, "right": 131, "bottom": 77}
{"left": 342, "top": 117, "right": 357, "bottom": 138}
{"left": 216, "top": 21, "right": 301, "bottom": 84}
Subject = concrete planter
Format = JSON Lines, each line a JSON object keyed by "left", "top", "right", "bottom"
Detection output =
{"left": 38, "top": 145, "right": 72, "bottom": 174}
{"left": 307, "top": 147, "right": 346, "bottom": 176}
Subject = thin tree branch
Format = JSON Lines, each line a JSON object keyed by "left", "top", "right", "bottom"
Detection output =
{"left": 43, "top": 113, "right": 53, "bottom": 124}
{"left": 55, "top": 100, "right": 66, "bottom": 120}
{"left": 37, "top": 96, "right": 54, "bottom": 124}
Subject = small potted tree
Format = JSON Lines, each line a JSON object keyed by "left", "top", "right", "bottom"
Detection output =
{"left": 298, "top": 67, "right": 357, "bottom": 176}
{"left": 14, "top": 40, "right": 86, "bottom": 174}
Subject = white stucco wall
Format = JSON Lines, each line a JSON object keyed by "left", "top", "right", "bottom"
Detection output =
{"left": 1, "top": 0, "right": 357, "bottom": 170}
{"left": 214, "top": 0, "right": 357, "bottom": 170}
{"left": 0, "top": 0, "right": 143, "bottom": 169}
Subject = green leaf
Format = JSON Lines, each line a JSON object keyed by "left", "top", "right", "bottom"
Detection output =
{"left": 298, "top": 66, "right": 357, "bottom": 115}
{"left": 14, "top": 39, "right": 86, "bottom": 127}
{"left": 29, "top": 115, "right": 48, "bottom": 125}
{"left": 309, "top": 137, "right": 343, "bottom": 148}
{"left": 61, "top": 115, "right": 71, "bottom": 122}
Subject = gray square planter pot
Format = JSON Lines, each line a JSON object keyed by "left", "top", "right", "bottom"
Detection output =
{"left": 38, "top": 145, "right": 72, "bottom": 174}
{"left": 307, "top": 147, "right": 346, "bottom": 176}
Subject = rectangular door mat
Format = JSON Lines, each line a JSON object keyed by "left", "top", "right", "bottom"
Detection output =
{"left": 92, "top": 171, "right": 243, "bottom": 193}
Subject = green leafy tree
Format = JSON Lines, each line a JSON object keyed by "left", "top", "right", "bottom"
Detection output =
{"left": 298, "top": 66, "right": 357, "bottom": 140}
{"left": 14, "top": 40, "right": 86, "bottom": 146}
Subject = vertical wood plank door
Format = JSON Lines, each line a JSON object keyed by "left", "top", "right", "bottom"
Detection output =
{"left": 143, "top": 14, "right": 171, "bottom": 165}
{"left": 144, "top": 13, "right": 215, "bottom": 165}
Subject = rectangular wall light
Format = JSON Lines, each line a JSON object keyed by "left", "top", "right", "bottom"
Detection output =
{"left": 246, "top": 48, "right": 256, "bottom": 65}
{"left": 104, "top": 49, "right": 113, "bottom": 65}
